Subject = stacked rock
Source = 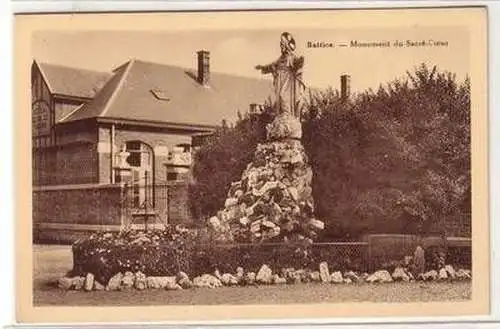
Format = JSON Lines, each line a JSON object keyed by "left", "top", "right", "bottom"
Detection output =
{"left": 208, "top": 113, "right": 324, "bottom": 243}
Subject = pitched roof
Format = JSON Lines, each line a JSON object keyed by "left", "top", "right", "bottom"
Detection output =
{"left": 61, "top": 59, "right": 273, "bottom": 128}
{"left": 36, "top": 62, "right": 112, "bottom": 99}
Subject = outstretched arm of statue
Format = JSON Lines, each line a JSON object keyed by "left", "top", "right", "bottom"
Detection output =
{"left": 255, "top": 60, "right": 277, "bottom": 75}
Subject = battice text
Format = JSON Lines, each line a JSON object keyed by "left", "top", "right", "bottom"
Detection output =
{"left": 306, "top": 41, "right": 335, "bottom": 48}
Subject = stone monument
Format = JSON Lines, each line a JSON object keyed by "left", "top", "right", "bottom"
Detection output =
{"left": 208, "top": 32, "right": 324, "bottom": 243}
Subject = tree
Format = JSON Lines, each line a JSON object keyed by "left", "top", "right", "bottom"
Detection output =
{"left": 188, "top": 105, "right": 274, "bottom": 221}
{"left": 189, "top": 63, "right": 471, "bottom": 240}
{"left": 302, "top": 63, "right": 470, "bottom": 240}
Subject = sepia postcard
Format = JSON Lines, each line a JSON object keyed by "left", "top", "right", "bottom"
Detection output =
{"left": 14, "top": 7, "right": 489, "bottom": 324}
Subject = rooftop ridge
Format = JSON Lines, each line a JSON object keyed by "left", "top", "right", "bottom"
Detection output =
{"left": 99, "top": 60, "right": 135, "bottom": 118}
{"left": 36, "top": 61, "right": 111, "bottom": 75}
{"left": 117, "top": 58, "right": 273, "bottom": 83}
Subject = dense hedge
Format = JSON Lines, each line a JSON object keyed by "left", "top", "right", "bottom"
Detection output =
{"left": 197, "top": 241, "right": 368, "bottom": 274}
{"left": 189, "top": 64, "right": 471, "bottom": 240}
{"left": 70, "top": 228, "right": 471, "bottom": 286}
{"left": 70, "top": 227, "right": 197, "bottom": 284}
{"left": 70, "top": 228, "right": 371, "bottom": 284}
{"left": 188, "top": 107, "right": 275, "bottom": 221}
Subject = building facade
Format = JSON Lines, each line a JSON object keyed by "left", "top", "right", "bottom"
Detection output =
{"left": 32, "top": 51, "right": 271, "bottom": 243}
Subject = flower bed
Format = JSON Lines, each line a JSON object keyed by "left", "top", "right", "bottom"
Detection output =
{"left": 69, "top": 227, "right": 370, "bottom": 284}
{"left": 70, "top": 227, "right": 198, "bottom": 284}
{"left": 66, "top": 227, "right": 471, "bottom": 292}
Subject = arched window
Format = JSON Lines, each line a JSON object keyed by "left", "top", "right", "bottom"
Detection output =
{"left": 123, "top": 141, "right": 154, "bottom": 209}
{"left": 125, "top": 141, "right": 153, "bottom": 170}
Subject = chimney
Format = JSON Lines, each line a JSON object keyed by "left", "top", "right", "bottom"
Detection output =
{"left": 197, "top": 50, "right": 210, "bottom": 86}
{"left": 341, "top": 74, "right": 351, "bottom": 100}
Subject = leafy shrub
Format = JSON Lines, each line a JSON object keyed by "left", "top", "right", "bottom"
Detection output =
{"left": 70, "top": 227, "right": 369, "bottom": 284}
{"left": 190, "top": 64, "right": 470, "bottom": 240}
{"left": 188, "top": 107, "right": 274, "bottom": 220}
{"left": 446, "top": 246, "right": 471, "bottom": 269}
{"left": 70, "top": 227, "right": 199, "bottom": 284}
{"left": 194, "top": 242, "right": 315, "bottom": 274}
{"left": 303, "top": 64, "right": 470, "bottom": 240}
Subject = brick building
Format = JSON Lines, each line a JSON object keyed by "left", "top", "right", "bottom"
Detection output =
{"left": 32, "top": 51, "right": 271, "bottom": 242}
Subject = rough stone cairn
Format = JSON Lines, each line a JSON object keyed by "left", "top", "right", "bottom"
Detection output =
{"left": 208, "top": 113, "right": 324, "bottom": 243}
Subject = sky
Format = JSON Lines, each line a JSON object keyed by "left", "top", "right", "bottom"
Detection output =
{"left": 32, "top": 27, "right": 469, "bottom": 93}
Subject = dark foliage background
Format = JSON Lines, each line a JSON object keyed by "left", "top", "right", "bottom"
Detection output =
{"left": 188, "top": 64, "right": 471, "bottom": 240}
{"left": 188, "top": 106, "right": 275, "bottom": 221}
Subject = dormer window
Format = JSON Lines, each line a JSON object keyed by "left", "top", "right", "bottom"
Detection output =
{"left": 150, "top": 89, "right": 170, "bottom": 101}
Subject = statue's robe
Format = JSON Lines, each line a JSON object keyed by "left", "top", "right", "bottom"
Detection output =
{"left": 259, "top": 52, "right": 305, "bottom": 118}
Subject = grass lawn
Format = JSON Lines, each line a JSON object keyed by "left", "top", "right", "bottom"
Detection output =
{"left": 33, "top": 244, "right": 472, "bottom": 306}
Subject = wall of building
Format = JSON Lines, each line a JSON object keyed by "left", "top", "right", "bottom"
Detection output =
{"left": 54, "top": 142, "right": 99, "bottom": 185}
{"left": 31, "top": 62, "right": 201, "bottom": 242}
{"left": 32, "top": 63, "right": 55, "bottom": 148}
{"left": 32, "top": 64, "right": 51, "bottom": 105}
{"left": 34, "top": 145, "right": 98, "bottom": 186}
{"left": 33, "top": 184, "right": 124, "bottom": 226}
{"left": 167, "top": 181, "right": 194, "bottom": 226}
{"left": 33, "top": 143, "right": 98, "bottom": 186}
{"left": 32, "top": 63, "right": 99, "bottom": 186}
{"left": 97, "top": 125, "right": 192, "bottom": 184}
{"left": 32, "top": 63, "right": 55, "bottom": 185}
{"left": 33, "top": 122, "right": 99, "bottom": 186}
{"left": 33, "top": 184, "right": 125, "bottom": 244}
{"left": 54, "top": 99, "right": 83, "bottom": 123}
{"left": 32, "top": 181, "right": 195, "bottom": 244}
{"left": 56, "top": 124, "right": 96, "bottom": 146}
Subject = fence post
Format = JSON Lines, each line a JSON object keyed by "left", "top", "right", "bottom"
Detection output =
{"left": 144, "top": 172, "right": 149, "bottom": 231}
{"left": 120, "top": 183, "right": 127, "bottom": 229}
{"left": 167, "top": 183, "right": 171, "bottom": 226}
{"left": 367, "top": 237, "right": 373, "bottom": 272}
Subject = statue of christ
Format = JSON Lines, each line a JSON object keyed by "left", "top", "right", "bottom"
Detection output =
{"left": 255, "top": 32, "right": 305, "bottom": 118}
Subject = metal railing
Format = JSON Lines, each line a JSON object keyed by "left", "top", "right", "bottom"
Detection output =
{"left": 120, "top": 181, "right": 169, "bottom": 230}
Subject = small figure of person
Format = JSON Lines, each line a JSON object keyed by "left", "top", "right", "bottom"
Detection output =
{"left": 255, "top": 32, "right": 305, "bottom": 118}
